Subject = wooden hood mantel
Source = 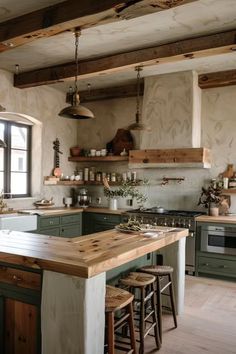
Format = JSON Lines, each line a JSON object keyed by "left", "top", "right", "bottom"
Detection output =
{"left": 128, "top": 148, "right": 211, "bottom": 168}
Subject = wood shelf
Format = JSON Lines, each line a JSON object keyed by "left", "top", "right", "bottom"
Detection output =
{"left": 222, "top": 189, "right": 236, "bottom": 194}
{"left": 68, "top": 156, "right": 128, "bottom": 162}
{"left": 44, "top": 180, "right": 142, "bottom": 186}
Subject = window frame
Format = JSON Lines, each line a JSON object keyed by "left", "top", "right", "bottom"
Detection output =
{"left": 0, "top": 119, "right": 32, "bottom": 198}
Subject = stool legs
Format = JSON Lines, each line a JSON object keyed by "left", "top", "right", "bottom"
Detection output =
{"left": 106, "top": 312, "right": 115, "bottom": 354}
{"left": 139, "top": 287, "right": 145, "bottom": 354}
{"left": 169, "top": 273, "right": 177, "bottom": 328}
{"left": 150, "top": 284, "right": 161, "bottom": 348}
{"left": 156, "top": 277, "right": 162, "bottom": 343}
{"left": 127, "top": 302, "right": 137, "bottom": 354}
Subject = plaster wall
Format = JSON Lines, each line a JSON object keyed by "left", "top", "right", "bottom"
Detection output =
{"left": 77, "top": 71, "right": 236, "bottom": 212}
{"left": 0, "top": 69, "right": 78, "bottom": 208}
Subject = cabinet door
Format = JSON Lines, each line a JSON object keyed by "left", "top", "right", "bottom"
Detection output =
{"left": 60, "top": 224, "right": 82, "bottom": 238}
{"left": 4, "top": 298, "right": 38, "bottom": 354}
{"left": 37, "top": 227, "right": 60, "bottom": 236}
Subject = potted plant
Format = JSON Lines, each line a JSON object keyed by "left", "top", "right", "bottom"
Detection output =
{"left": 198, "top": 182, "right": 222, "bottom": 216}
{"left": 103, "top": 178, "right": 148, "bottom": 210}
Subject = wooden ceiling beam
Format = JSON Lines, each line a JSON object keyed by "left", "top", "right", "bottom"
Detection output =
{"left": 199, "top": 69, "right": 236, "bottom": 89}
{"left": 73, "top": 82, "right": 144, "bottom": 103}
{"left": 14, "top": 29, "right": 236, "bottom": 89}
{"left": 0, "top": 0, "right": 196, "bottom": 53}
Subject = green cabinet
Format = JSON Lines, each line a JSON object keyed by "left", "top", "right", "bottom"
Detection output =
{"left": 0, "top": 263, "right": 42, "bottom": 354}
{"left": 196, "top": 222, "right": 236, "bottom": 280}
{"left": 82, "top": 212, "right": 122, "bottom": 235}
{"left": 36, "top": 213, "right": 82, "bottom": 238}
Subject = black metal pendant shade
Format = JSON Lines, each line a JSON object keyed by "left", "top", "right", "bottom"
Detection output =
{"left": 0, "top": 139, "right": 7, "bottom": 148}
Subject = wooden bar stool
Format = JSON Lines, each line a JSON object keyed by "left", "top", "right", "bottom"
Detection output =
{"left": 139, "top": 265, "right": 177, "bottom": 343}
{"left": 120, "top": 272, "right": 161, "bottom": 354}
{"left": 105, "top": 285, "right": 137, "bottom": 354}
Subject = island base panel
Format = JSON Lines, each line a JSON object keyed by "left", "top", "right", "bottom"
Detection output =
{"left": 41, "top": 271, "right": 105, "bottom": 354}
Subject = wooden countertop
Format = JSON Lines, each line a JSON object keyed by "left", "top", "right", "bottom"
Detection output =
{"left": 0, "top": 228, "right": 188, "bottom": 278}
{"left": 84, "top": 207, "right": 128, "bottom": 215}
{"left": 196, "top": 215, "right": 236, "bottom": 224}
{"left": 17, "top": 207, "right": 127, "bottom": 216}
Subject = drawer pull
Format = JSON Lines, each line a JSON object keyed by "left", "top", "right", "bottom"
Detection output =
{"left": 103, "top": 217, "right": 108, "bottom": 220}
{"left": 49, "top": 221, "right": 54, "bottom": 225}
{"left": 220, "top": 265, "right": 227, "bottom": 269}
{"left": 12, "top": 275, "right": 22, "bottom": 282}
{"left": 203, "top": 263, "right": 209, "bottom": 267}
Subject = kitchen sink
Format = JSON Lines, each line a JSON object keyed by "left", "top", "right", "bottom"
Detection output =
{"left": 0, "top": 214, "right": 37, "bottom": 232}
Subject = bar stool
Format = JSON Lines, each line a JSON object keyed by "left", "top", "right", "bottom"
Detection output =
{"left": 120, "top": 272, "right": 161, "bottom": 354}
{"left": 139, "top": 265, "right": 177, "bottom": 343}
{"left": 105, "top": 285, "right": 137, "bottom": 354}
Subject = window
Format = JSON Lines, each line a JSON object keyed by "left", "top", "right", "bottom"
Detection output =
{"left": 0, "top": 120, "right": 31, "bottom": 197}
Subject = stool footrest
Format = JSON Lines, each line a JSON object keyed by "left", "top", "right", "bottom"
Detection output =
{"left": 160, "top": 281, "right": 172, "bottom": 293}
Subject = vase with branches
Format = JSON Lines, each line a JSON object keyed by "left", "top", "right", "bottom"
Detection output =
{"left": 103, "top": 177, "right": 148, "bottom": 210}
{"left": 198, "top": 181, "right": 222, "bottom": 216}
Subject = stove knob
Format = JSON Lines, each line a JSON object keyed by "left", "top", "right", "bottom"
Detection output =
{"left": 171, "top": 219, "right": 175, "bottom": 227}
{"left": 163, "top": 218, "right": 167, "bottom": 226}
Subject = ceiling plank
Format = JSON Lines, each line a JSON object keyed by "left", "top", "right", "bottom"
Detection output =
{"left": 0, "top": 0, "right": 196, "bottom": 52}
{"left": 74, "top": 82, "right": 144, "bottom": 103}
{"left": 199, "top": 69, "right": 236, "bottom": 89}
{"left": 14, "top": 29, "right": 236, "bottom": 89}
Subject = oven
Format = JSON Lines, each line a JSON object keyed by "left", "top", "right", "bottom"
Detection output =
{"left": 201, "top": 225, "right": 236, "bottom": 256}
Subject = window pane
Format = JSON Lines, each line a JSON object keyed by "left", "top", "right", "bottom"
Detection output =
{"left": 11, "top": 150, "right": 27, "bottom": 172}
{"left": 0, "top": 148, "right": 3, "bottom": 170}
{"left": 11, "top": 126, "right": 28, "bottom": 149}
{"left": 11, "top": 172, "right": 27, "bottom": 194}
{"left": 0, "top": 172, "right": 3, "bottom": 191}
{"left": 0, "top": 123, "right": 4, "bottom": 140}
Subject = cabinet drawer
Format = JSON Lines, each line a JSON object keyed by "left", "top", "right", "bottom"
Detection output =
{"left": 0, "top": 266, "right": 41, "bottom": 290}
{"left": 39, "top": 216, "right": 60, "bottom": 228}
{"left": 198, "top": 256, "right": 236, "bottom": 277}
{"left": 60, "top": 225, "right": 81, "bottom": 238}
{"left": 61, "top": 213, "right": 81, "bottom": 225}
{"left": 38, "top": 227, "right": 60, "bottom": 236}
{"left": 90, "top": 213, "right": 121, "bottom": 224}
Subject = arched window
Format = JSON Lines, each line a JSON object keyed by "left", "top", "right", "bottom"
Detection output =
{"left": 0, "top": 119, "right": 31, "bottom": 197}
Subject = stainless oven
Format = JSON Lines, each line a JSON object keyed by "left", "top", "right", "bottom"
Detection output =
{"left": 201, "top": 225, "right": 236, "bottom": 255}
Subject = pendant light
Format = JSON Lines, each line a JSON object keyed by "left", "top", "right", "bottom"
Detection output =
{"left": 58, "top": 30, "right": 95, "bottom": 120}
{"left": 128, "top": 66, "right": 149, "bottom": 131}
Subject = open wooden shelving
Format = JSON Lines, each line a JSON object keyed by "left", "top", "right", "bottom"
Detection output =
{"left": 44, "top": 180, "right": 143, "bottom": 186}
{"left": 222, "top": 189, "right": 236, "bottom": 194}
{"left": 68, "top": 156, "right": 128, "bottom": 162}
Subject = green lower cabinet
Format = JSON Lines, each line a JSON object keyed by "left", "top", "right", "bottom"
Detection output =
{"left": 82, "top": 212, "right": 122, "bottom": 235}
{"left": 36, "top": 213, "right": 82, "bottom": 238}
{"left": 196, "top": 252, "right": 236, "bottom": 280}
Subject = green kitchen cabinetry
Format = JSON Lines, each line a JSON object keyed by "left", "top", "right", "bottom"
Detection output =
{"left": 196, "top": 222, "right": 236, "bottom": 280}
{"left": 82, "top": 212, "right": 124, "bottom": 235}
{"left": 36, "top": 213, "right": 82, "bottom": 238}
{"left": 0, "top": 262, "right": 42, "bottom": 354}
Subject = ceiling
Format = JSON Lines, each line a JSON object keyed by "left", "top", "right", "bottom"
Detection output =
{"left": 0, "top": 0, "right": 236, "bottom": 92}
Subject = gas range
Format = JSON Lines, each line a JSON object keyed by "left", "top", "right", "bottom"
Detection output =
{"left": 125, "top": 208, "right": 204, "bottom": 230}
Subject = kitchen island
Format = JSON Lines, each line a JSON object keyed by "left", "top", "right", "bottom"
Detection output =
{"left": 0, "top": 227, "right": 188, "bottom": 354}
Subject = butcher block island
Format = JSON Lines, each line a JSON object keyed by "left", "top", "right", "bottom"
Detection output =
{"left": 0, "top": 227, "right": 188, "bottom": 354}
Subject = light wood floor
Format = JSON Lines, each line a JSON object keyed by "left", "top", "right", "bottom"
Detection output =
{"left": 119, "top": 276, "right": 236, "bottom": 354}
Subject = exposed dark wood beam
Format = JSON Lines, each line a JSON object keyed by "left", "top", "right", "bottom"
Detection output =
{"left": 14, "top": 29, "right": 236, "bottom": 89}
{"left": 0, "top": 0, "right": 195, "bottom": 52}
{"left": 199, "top": 69, "right": 236, "bottom": 89}
{"left": 69, "top": 82, "right": 144, "bottom": 103}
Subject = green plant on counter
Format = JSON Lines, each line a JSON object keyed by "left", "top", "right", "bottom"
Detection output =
{"left": 103, "top": 178, "right": 148, "bottom": 205}
{"left": 197, "top": 181, "right": 222, "bottom": 208}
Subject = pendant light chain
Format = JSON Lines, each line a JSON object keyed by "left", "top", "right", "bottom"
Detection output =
{"left": 136, "top": 66, "right": 142, "bottom": 123}
{"left": 74, "top": 30, "right": 81, "bottom": 97}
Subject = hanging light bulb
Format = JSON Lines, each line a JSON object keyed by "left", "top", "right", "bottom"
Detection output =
{"left": 58, "top": 30, "right": 95, "bottom": 120}
{"left": 128, "top": 66, "right": 149, "bottom": 131}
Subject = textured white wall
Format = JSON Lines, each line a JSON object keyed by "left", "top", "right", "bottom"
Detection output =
{"left": 77, "top": 72, "right": 236, "bottom": 212}
{"left": 0, "top": 69, "right": 78, "bottom": 208}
